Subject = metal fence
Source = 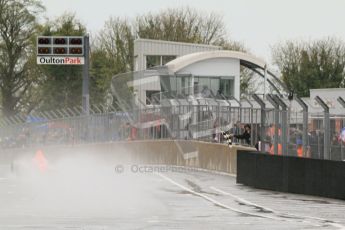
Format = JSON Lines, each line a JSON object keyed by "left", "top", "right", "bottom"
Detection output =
{"left": 0, "top": 94, "right": 344, "bottom": 161}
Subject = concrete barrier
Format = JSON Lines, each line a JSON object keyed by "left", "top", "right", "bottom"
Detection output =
{"left": 237, "top": 151, "right": 345, "bottom": 200}
{"left": 0, "top": 140, "right": 256, "bottom": 175}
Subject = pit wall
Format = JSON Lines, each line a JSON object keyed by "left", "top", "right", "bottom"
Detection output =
{"left": 237, "top": 151, "right": 345, "bottom": 200}
{"left": 1, "top": 140, "right": 256, "bottom": 175}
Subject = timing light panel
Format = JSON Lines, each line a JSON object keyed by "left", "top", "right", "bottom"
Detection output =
{"left": 37, "top": 36, "right": 84, "bottom": 56}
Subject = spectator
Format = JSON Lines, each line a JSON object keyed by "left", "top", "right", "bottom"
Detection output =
{"left": 331, "top": 134, "right": 341, "bottom": 161}
{"left": 228, "top": 124, "right": 251, "bottom": 145}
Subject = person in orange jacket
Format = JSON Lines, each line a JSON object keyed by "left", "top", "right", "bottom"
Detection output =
{"left": 296, "top": 139, "right": 303, "bottom": 157}
{"left": 269, "top": 143, "right": 282, "bottom": 155}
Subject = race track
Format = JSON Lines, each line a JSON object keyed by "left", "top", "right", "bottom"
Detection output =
{"left": 1, "top": 157, "right": 345, "bottom": 230}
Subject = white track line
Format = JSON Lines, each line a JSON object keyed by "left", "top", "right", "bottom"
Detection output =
{"left": 210, "top": 186, "right": 274, "bottom": 213}
{"left": 157, "top": 172, "right": 344, "bottom": 228}
{"left": 210, "top": 186, "right": 345, "bottom": 230}
{"left": 157, "top": 172, "right": 285, "bottom": 221}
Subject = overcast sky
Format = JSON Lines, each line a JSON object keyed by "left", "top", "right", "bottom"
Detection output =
{"left": 40, "top": 0, "right": 345, "bottom": 65}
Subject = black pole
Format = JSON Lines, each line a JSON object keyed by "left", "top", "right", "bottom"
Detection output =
{"left": 82, "top": 35, "right": 90, "bottom": 115}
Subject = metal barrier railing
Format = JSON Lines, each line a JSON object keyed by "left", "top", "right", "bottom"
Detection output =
{"left": 0, "top": 95, "right": 344, "bottom": 161}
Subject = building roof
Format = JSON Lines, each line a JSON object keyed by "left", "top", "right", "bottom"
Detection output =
{"left": 134, "top": 39, "right": 221, "bottom": 49}
{"left": 165, "top": 50, "right": 267, "bottom": 73}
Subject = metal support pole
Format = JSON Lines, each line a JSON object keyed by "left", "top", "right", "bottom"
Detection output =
{"left": 81, "top": 35, "right": 90, "bottom": 142}
{"left": 67, "top": 108, "right": 77, "bottom": 117}
{"left": 337, "top": 96, "right": 345, "bottom": 160}
{"left": 272, "top": 95, "right": 288, "bottom": 156}
{"left": 82, "top": 35, "right": 90, "bottom": 115}
{"left": 295, "top": 97, "right": 308, "bottom": 157}
{"left": 251, "top": 68, "right": 283, "bottom": 97}
{"left": 210, "top": 91, "right": 221, "bottom": 142}
{"left": 220, "top": 94, "right": 231, "bottom": 127}
{"left": 216, "top": 101, "right": 221, "bottom": 143}
{"left": 315, "top": 96, "right": 330, "bottom": 160}
{"left": 229, "top": 95, "right": 242, "bottom": 125}
{"left": 8, "top": 116, "right": 18, "bottom": 125}
{"left": 178, "top": 100, "right": 182, "bottom": 139}
{"left": 267, "top": 94, "right": 279, "bottom": 155}
{"left": 56, "top": 110, "right": 65, "bottom": 118}
{"left": 242, "top": 97, "right": 254, "bottom": 145}
{"left": 337, "top": 96, "right": 345, "bottom": 108}
{"left": 42, "top": 111, "right": 54, "bottom": 120}
{"left": 3, "top": 117, "right": 12, "bottom": 126}
{"left": 252, "top": 94, "right": 266, "bottom": 152}
{"left": 263, "top": 65, "right": 267, "bottom": 100}
{"left": 12, "top": 115, "right": 21, "bottom": 124}
{"left": 61, "top": 109, "right": 70, "bottom": 117}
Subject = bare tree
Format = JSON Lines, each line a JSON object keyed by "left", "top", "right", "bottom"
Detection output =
{"left": 96, "top": 17, "right": 134, "bottom": 72}
{"left": 135, "top": 7, "right": 226, "bottom": 45}
{"left": 90, "top": 17, "right": 134, "bottom": 105}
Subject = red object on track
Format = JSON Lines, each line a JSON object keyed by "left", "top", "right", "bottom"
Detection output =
{"left": 34, "top": 149, "right": 48, "bottom": 172}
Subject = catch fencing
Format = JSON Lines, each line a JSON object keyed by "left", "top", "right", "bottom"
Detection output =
{"left": 0, "top": 94, "right": 344, "bottom": 161}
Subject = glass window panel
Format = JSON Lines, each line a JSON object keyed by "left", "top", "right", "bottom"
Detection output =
{"left": 160, "top": 76, "right": 171, "bottom": 92}
{"left": 219, "top": 78, "right": 234, "bottom": 98}
{"left": 198, "top": 77, "right": 209, "bottom": 88}
{"left": 176, "top": 76, "right": 191, "bottom": 96}
{"left": 146, "top": 55, "right": 161, "bottom": 69}
{"left": 210, "top": 78, "right": 219, "bottom": 96}
{"left": 199, "top": 77, "right": 211, "bottom": 98}
{"left": 170, "top": 76, "right": 177, "bottom": 95}
{"left": 162, "top": 55, "right": 176, "bottom": 65}
{"left": 176, "top": 77, "right": 182, "bottom": 93}
{"left": 193, "top": 76, "right": 234, "bottom": 98}
{"left": 194, "top": 78, "right": 200, "bottom": 94}
{"left": 146, "top": 90, "right": 160, "bottom": 105}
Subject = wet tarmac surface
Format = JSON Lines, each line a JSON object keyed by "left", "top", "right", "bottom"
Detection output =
{"left": 1, "top": 163, "right": 345, "bottom": 229}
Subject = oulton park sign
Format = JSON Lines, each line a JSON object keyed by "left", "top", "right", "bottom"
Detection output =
{"left": 37, "top": 56, "right": 85, "bottom": 65}
{"left": 36, "top": 36, "right": 85, "bottom": 65}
